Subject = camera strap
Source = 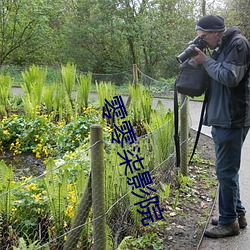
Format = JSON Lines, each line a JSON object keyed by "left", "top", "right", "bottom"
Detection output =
{"left": 189, "top": 91, "right": 208, "bottom": 164}
{"left": 174, "top": 82, "right": 181, "bottom": 168}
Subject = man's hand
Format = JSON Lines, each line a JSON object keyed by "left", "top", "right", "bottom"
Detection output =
{"left": 192, "top": 47, "right": 207, "bottom": 64}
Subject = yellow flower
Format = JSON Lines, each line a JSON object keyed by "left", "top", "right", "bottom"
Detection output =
{"left": 36, "top": 152, "right": 41, "bottom": 159}
{"left": 42, "top": 147, "right": 49, "bottom": 157}
{"left": 32, "top": 193, "right": 42, "bottom": 201}
{"left": 12, "top": 207, "right": 17, "bottom": 212}
{"left": 3, "top": 130, "right": 9, "bottom": 135}
{"left": 65, "top": 205, "right": 74, "bottom": 218}
{"left": 14, "top": 149, "right": 22, "bottom": 155}
{"left": 26, "top": 183, "right": 37, "bottom": 191}
{"left": 71, "top": 195, "right": 76, "bottom": 204}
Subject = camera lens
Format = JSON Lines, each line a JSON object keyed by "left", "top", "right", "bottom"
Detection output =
{"left": 176, "top": 45, "right": 198, "bottom": 63}
{"left": 176, "top": 36, "right": 208, "bottom": 63}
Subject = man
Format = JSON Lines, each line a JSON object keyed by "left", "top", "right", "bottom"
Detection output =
{"left": 192, "top": 15, "right": 250, "bottom": 238}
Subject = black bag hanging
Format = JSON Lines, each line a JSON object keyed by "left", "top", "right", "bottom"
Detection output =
{"left": 175, "top": 58, "right": 209, "bottom": 97}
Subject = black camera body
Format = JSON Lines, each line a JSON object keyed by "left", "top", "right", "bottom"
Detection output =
{"left": 176, "top": 36, "right": 208, "bottom": 63}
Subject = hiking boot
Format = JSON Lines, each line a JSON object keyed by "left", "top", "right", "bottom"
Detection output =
{"left": 211, "top": 214, "right": 247, "bottom": 229}
{"left": 204, "top": 222, "right": 240, "bottom": 238}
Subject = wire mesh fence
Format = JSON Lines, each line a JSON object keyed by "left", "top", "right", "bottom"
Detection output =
{"left": 0, "top": 65, "right": 190, "bottom": 249}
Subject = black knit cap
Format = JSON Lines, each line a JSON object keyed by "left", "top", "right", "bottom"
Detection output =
{"left": 195, "top": 15, "right": 225, "bottom": 32}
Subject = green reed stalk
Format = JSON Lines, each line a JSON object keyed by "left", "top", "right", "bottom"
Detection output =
{"left": 141, "top": 89, "right": 152, "bottom": 124}
{"left": 145, "top": 100, "right": 174, "bottom": 164}
{"left": 0, "top": 161, "right": 14, "bottom": 222}
{"left": 61, "top": 63, "right": 76, "bottom": 102}
{"left": 0, "top": 73, "right": 12, "bottom": 116}
{"left": 129, "top": 83, "right": 152, "bottom": 124}
{"left": 43, "top": 84, "right": 55, "bottom": 114}
{"left": 21, "top": 65, "right": 47, "bottom": 118}
{"left": 76, "top": 72, "right": 92, "bottom": 112}
{"left": 96, "top": 81, "right": 116, "bottom": 109}
{"left": 43, "top": 159, "right": 68, "bottom": 230}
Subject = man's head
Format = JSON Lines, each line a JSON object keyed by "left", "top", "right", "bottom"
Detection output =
{"left": 195, "top": 15, "right": 225, "bottom": 49}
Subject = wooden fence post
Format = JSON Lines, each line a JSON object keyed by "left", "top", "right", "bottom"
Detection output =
{"left": 126, "top": 64, "right": 138, "bottom": 108}
{"left": 133, "top": 63, "right": 138, "bottom": 86}
{"left": 91, "top": 124, "right": 106, "bottom": 250}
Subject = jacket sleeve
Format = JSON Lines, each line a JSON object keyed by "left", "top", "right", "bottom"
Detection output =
{"left": 203, "top": 37, "right": 250, "bottom": 87}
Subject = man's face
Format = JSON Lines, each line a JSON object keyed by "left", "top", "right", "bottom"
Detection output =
{"left": 196, "top": 30, "right": 222, "bottom": 49}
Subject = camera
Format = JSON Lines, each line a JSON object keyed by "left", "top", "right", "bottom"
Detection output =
{"left": 176, "top": 36, "right": 208, "bottom": 64}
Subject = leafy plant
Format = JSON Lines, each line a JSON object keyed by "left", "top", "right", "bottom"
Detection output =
{"left": 13, "top": 236, "right": 42, "bottom": 250}
{"left": 21, "top": 65, "right": 47, "bottom": 118}
{"left": 172, "top": 190, "right": 180, "bottom": 210}
{"left": 145, "top": 100, "right": 174, "bottom": 164}
{"left": 76, "top": 72, "right": 92, "bottom": 111}
{"left": 12, "top": 176, "right": 49, "bottom": 241}
{"left": 0, "top": 161, "right": 15, "bottom": 222}
{"left": 158, "top": 182, "right": 171, "bottom": 202}
{"left": 0, "top": 73, "right": 12, "bottom": 117}
{"left": 129, "top": 83, "right": 153, "bottom": 124}
{"left": 42, "top": 159, "right": 69, "bottom": 246}
{"left": 60, "top": 62, "right": 76, "bottom": 102}
{"left": 96, "top": 81, "right": 116, "bottom": 109}
{"left": 117, "top": 232, "right": 163, "bottom": 250}
{"left": 178, "top": 173, "right": 192, "bottom": 189}
{"left": 43, "top": 84, "right": 55, "bottom": 114}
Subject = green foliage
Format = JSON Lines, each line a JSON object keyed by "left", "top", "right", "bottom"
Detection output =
{"left": 76, "top": 72, "right": 92, "bottom": 111}
{"left": 21, "top": 65, "right": 47, "bottom": 118}
{"left": 105, "top": 143, "right": 128, "bottom": 209}
{"left": 0, "top": 161, "right": 14, "bottom": 222}
{"left": 178, "top": 172, "right": 192, "bottom": 189}
{"left": 13, "top": 235, "right": 47, "bottom": 250}
{"left": 117, "top": 232, "right": 163, "bottom": 250}
{"left": 61, "top": 62, "right": 76, "bottom": 101}
{"left": 0, "top": 0, "right": 227, "bottom": 77}
{"left": 158, "top": 182, "right": 171, "bottom": 202}
{"left": 43, "top": 84, "right": 56, "bottom": 113}
{"left": 129, "top": 83, "right": 153, "bottom": 124}
{"left": 0, "top": 109, "right": 99, "bottom": 158}
{"left": 145, "top": 100, "right": 174, "bottom": 164}
{"left": 12, "top": 177, "right": 48, "bottom": 240}
{"left": 43, "top": 159, "right": 68, "bottom": 230}
{"left": 0, "top": 73, "right": 12, "bottom": 116}
{"left": 0, "top": 0, "right": 52, "bottom": 65}
{"left": 0, "top": 65, "right": 25, "bottom": 85}
{"left": 96, "top": 81, "right": 116, "bottom": 109}
{"left": 0, "top": 74, "right": 179, "bottom": 248}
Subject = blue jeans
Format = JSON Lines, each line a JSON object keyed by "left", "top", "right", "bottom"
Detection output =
{"left": 211, "top": 126, "right": 249, "bottom": 225}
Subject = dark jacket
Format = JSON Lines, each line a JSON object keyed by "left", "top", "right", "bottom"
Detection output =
{"left": 203, "top": 26, "right": 250, "bottom": 128}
